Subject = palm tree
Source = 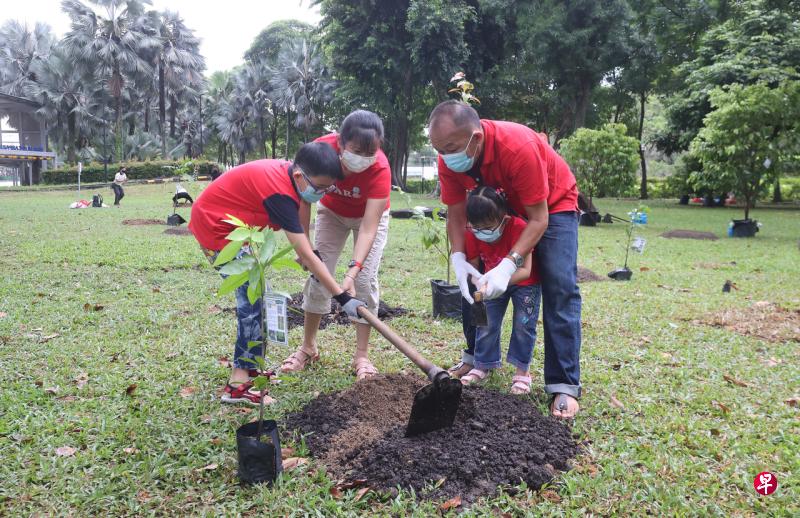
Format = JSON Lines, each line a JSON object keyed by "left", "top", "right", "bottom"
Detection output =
{"left": 145, "top": 10, "right": 205, "bottom": 157}
{"left": 213, "top": 94, "right": 256, "bottom": 165}
{"left": 26, "top": 47, "right": 96, "bottom": 163}
{"left": 270, "top": 39, "right": 335, "bottom": 156}
{"left": 236, "top": 61, "right": 274, "bottom": 159}
{"left": 0, "top": 20, "right": 55, "bottom": 96}
{"left": 61, "top": 0, "right": 158, "bottom": 161}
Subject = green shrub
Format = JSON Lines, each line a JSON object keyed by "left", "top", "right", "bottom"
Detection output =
{"left": 561, "top": 123, "right": 639, "bottom": 201}
{"left": 42, "top": 160, "right": 219, "bottom": 185}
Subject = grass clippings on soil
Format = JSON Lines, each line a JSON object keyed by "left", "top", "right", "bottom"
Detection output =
{"left": 577, "top": 266, "right": 605, "bottom": 283}
{"left": 285, "top": 374, "right": 578, "bottom": 503}
{"left": 696, "top": 301, "right": 800, "bottom": 343}
{"left": 286, "top": 293, "right": 408, "bottom": 330}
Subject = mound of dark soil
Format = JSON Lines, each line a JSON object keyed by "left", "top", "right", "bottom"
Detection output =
{"left": 286, "top": 293, "right": 407, "bottom": 330}
{"left": 284, "top": 374, "right": 578, "bottom": 503}
{"left": 163, "top": 227, "right": 193, "bottom": 236}
{"left": 660, "top": 229, "right": 718, "bottom": 241}
{"left": 122, "top": 218, "right": 164, "bottom": 226}
{"left": 577, "top": 266, "right": 604, "bottom": 283}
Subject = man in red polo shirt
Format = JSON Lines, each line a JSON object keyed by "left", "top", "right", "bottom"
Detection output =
{"left": 428, "top": 100, "right": 581, "bottom": 419}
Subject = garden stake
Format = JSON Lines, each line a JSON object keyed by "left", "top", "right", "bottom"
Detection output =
{"left": 356, "top": 306, "right": 462, "bottom": 437}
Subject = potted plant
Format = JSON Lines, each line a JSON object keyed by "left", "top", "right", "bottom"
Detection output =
{"left": 607, "top": 207, "right": 648, "bottom": 281}
{"left": 413, "top": 207, "right": 462, "bottom": 320}
{"left": 213, "top": 214, "right": 301, "bottom": 485}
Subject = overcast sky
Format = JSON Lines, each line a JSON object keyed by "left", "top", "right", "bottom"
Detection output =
{"left": 2, "top": 0, "right": 321, "bottom": 74}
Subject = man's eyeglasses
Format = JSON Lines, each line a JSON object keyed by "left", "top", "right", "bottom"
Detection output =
{"left": 300, "top": 170, "right": 337, "bottom": 194}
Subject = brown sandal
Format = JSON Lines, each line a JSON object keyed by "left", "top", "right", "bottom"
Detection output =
{"left": 352, "top": 357, "right": 378, "bottom": 380}
{"left": 280, "top": 348, "right": 320, "bottom": 373}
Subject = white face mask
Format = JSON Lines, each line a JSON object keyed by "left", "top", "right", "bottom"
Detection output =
{"left": 341, "top": 150, "right": 377, "bottom": 173}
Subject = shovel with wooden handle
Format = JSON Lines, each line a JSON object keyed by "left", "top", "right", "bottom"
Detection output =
{"left": 356, "top": 306, "right": 462, "bottom": 437}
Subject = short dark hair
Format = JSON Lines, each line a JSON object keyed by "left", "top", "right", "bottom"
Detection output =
{"left": 466, "top": 186, "right": 507, "bottom": 227}
{"left": 293, "top": 142, "right": 344, "bottom": 181}
{"left": 339, "top": 110, "right": 384, "bottom": 152}
{"left": 428, "top": 100, "right": 481, "bottom": 130}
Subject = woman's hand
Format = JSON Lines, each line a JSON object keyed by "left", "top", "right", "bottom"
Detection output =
{"left": 342, "top": 274, "right": 356, "bottom": 297}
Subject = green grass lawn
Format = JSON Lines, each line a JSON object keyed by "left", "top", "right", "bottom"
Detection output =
{"left": 1, "top": 182, "right": 798, "bottom": 516}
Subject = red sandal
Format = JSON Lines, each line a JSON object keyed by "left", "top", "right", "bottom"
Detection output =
{"left": 220, "top": 381, "right": 276, "bottom": 406}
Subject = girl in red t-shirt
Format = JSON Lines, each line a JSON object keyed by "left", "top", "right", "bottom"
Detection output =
{"left": 455, "top": 187, "right": 541, "bottom": 394}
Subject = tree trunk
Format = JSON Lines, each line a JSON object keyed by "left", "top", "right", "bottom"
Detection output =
{"left": 144, "top": 100, "right": 150, "bottom": 133}
{"left": 772, "top": 178, "right": 782, "bottom": 202}
{"left": 67, "top": 110, "right": 76, "bottom": 164}
{"left": 159, "top": 59, "right": 166, "bottom": 158}
{"left": 169, "top": 96, "right": 177, "bottom": 139}
{"left": 270, "top": 120, "right": 278, "bottom": 159}
{"left": 259, "top": 117, "right": 267, "bottom": 158}
{"left": 638, "top": 91, "right": 648, "bottom": 200}
{"left": 573, "top": 80, "right": 592, "bottom": 132}
{"left": 128, "top": 113, "right": 135, "bottom": 136}
{"left": 285, "top": 108, "right": 290, "bottom": 160}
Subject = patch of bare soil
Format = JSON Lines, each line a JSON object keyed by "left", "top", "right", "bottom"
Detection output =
{"left": 577, "top": 266, "right": 604, "bottom": 283}
{"left": 122, "top": 219, "right": 164, "bottom": 226}
{"left": 286, "top": 293, "right": 407, "bottom": 330}
{"left": 163, "top": 227, "right": 193, "bottom": 236}
{"left": 284, "top": 374, "right": 578, "bottom": 503}
{"left": 696, "top": 301, "right": 800, "bottom": 343}
{"left": 660, "top": 229, "right": 718, "bottom": 240}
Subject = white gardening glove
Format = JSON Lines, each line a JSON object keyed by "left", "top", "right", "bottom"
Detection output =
{"left": 477, "top": 258, "right": 517, "bottom": 300}
{"left": 451, "top": 252, "right": 483, "bottom": 304}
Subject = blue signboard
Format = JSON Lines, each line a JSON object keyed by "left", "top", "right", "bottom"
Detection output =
{"left": 0, "top": 145, "right": 44, "bottom": 152}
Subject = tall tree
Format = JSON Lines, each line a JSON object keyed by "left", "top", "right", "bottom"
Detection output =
{"left": 245, "top": 20, "right": 314, "bottom": 64}
{"left": 315, "top": 0, "right": 474, "bottom": 188}
{"left": 61, "top": 0, "right": 158, "bottom": 162}
{"left": 518, "top": 0, "right": 632, "bottom": 143}
{"left": 0, "top": 20, "right": 55, "bottom": 96}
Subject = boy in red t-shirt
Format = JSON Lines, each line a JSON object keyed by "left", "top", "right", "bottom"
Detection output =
{"left": 456, "top": 187, "right": 541, "bottom": 394}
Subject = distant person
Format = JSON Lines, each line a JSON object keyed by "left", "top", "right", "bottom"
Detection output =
{"left": 111, "top": 167, "right": 128, "bottom": 206}
{"left": 173, "top": 183, "right": 194, "bottom": 205}
{"left": 457, "top": 186, "right": 540, "bottom": 395}
{"left": 209, "top": 166, "right": 222, "bottom": 181}
{"left": 189, "top": 143, "right": 365, "bottom": 405}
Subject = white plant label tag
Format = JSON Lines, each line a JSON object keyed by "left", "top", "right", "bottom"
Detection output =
{"left": 632, "top": 237, "right": 647, "bottom": 254}
{"left": 264, "top": 293, "right": 288, "bottom": 345}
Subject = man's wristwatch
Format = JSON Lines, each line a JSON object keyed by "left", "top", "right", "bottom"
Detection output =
{"left": 507, "top": 252, "right": 524, "bottom": 269}
{"left": 348, "top": 259, "right": 363, "bottom": 270}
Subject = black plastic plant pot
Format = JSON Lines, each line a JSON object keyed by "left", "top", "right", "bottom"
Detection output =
{"left": 730, "top": 219, "right": 759, "bottom": 238}
{"left": 608, "top": 267, "right": 632, "bottom": 281}
{"left": 431, "top": 279, "right": 463, "bottom": 320}
{"left": 579, "top": 211, "right": 600, "bottom": 227}
{"left": 167, "top": 213, "right": 186, "bottom": 226}
{"left": 236, "top": 420, "right": 282, "bottom": 485}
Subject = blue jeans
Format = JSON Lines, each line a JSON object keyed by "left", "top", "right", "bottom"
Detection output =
{"left": 537, "top": 211, "right": 582, "bottom": 398}
{"left": 472, "top": 284, "right": 540, "bottom": 371}
{"left": 231, "top": 281, "right": 263, "bottom": 369}
{"left": 206, "top": 247, "right": 264, "bottom": 370}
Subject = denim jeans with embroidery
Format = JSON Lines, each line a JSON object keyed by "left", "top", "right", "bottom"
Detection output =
{"left": 472, "top": 284, "right": 541, "bottom": 371}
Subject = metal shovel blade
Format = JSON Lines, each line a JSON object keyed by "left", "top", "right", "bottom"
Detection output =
{"left": 405, "top": 372, "right": 463, "bottom": 437}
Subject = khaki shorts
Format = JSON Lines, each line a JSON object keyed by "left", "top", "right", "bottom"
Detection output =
{"left": 302, "top": 205, "right": 390, "bottom": 323}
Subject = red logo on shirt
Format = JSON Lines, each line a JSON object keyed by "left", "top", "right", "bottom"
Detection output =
{"left": 753, "top": 472, "right": 777, "bottom": 495}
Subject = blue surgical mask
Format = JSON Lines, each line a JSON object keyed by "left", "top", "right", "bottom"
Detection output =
{"left": 441, "top": 133, "right": 477, "bottom": 173}
{"left": 471, "top": 220, "right": 505, "bottom": 243}
{"left": 300, "top": 187, "right": 325, "bottom": 203}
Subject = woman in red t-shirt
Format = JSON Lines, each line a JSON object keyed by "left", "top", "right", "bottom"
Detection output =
{"left": 455, "top": 186, "right": 541, "bottom": 395}
{"left": 281, "top": 110, "right": 391, "bottom": 380}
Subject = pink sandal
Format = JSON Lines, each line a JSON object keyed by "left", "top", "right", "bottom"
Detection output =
{"left": 353, "top": 357, "right": 378, "bottom": 380}
{"left": 510, "top": 375, "right": 531, "bottom": 395}
{"left": 460, "top": 368, "right": 490, "bottom": 386}
{"left": 280, "top": 348, "right": 320, "bottom": 373}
